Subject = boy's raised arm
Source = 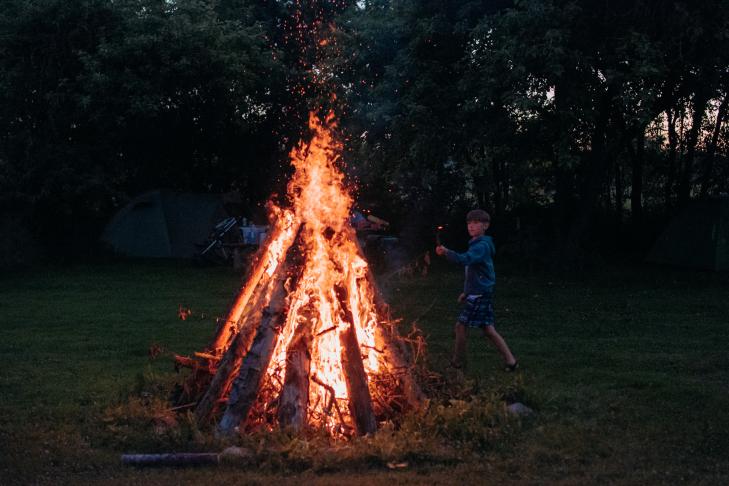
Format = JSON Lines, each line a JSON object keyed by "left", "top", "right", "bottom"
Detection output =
{"left": 443, "top": 240, "right": 488, "bottom": 265}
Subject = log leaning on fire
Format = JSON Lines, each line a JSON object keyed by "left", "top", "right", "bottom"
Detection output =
{"left": 216, "top": 283, "right": 288, "bottom": 435}
{"left": 336, "top": 284, "right": 377, "bottom": 435}
{"left": 194, "top": 330, "right": 247, "bottom": 423}
{"left": 355, "top": 229, "right": 425, "bottom": 412}
{"left": 208, "top": 216, "right": 300, "bottom": 354}
{"left": 194, "top": 268, "right": 274, "bottom": 423}
{"left": 277, "top": 317, "right": 313, "bottom": 432}
{"left": 217, "top": 226, "right": 304, "bottom": 436}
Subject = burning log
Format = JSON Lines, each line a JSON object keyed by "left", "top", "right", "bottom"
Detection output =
{"left": 173, "top": 112, "right": 425, "bottom": 438}
{"left": 216, "top": 284, "right": 288, "bottom": 436}
{"left": 194, "top": 268, "right": 278, "bottom": 423}
{"left": 354, "top": 228, "right": 425, "bottom": 412}
{"left": 277, "top": 317, "right": 313, "bottom": 432}
{"left": 337, "top": 285, "right": 377, "bottom": 435}
{"left": 217, "top": 226, "right": 304, "bottom": 436}
{"left": 208, "top": 212, "right": 299, "bottom": 354}
{"left": 194, "top": 331, "right": 247, "bottom": 423}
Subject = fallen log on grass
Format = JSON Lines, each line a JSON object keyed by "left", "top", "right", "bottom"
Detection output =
{"left": 121, "top": 453, "right": 219, "bottom": 467}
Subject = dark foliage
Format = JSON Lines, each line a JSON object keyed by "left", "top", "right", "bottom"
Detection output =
{"left": 1, "top": 0, "right": 728, "bottom": 264}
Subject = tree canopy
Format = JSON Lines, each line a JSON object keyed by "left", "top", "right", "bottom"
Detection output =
{"left": 1, "top": 0, "right": 728, "bottom": 263}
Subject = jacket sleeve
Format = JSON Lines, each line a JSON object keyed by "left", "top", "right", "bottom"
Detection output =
{"left": 444, "top": 240, "right": 489, "bottom": 266}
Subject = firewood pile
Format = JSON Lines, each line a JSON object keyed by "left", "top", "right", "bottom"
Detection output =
{"left": 174, "top": 112, "right": 424, "bottom": 437}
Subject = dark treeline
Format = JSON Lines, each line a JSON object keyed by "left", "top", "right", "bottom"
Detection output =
{"left": 1, "top": 0, "right": 728, "bottom": 266}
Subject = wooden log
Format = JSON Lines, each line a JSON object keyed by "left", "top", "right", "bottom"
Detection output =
{"left": 217, "top": 225, "right": 304, "bottom": 437}
{"left": 216, "top": 284, "right": 288, "bottom": 436}
{"left": 277, "top": 318, "right": 312, "bottom": 432}
{"left": 336, "top": 285, "right": 377, "bottom": 436}
{"left": 351, "top": 229, "right": 425, "bottom": 411}
{"left": 194, "top": 332, "right": 246, "bottom": 423}
{"left": 194, "top": 273, "right": 274, "bottom": 423}
{"left": 208, "top": 214, "right": 299, "bottom": 354}
{"left": 121, "top": 453, "right": 219, "bottom": 467}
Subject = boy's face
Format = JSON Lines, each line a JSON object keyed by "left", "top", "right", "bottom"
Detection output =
{"left": 467, "top": 219, "right": 488, "bottom": 237}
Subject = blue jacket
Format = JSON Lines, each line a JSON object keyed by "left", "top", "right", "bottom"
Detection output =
{"left": 444, "top": 235, "right": 495, "bottom": 294}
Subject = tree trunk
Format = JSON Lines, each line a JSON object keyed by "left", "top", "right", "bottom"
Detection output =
{"left": 551, "top": 80, "right": 577, "bottom": 243}
{"left": 614, "top": 158, "right": 623, "bottom": 224}
{"left": 678, "top": 91, "right": 709, "bottom": 207}
{"left": 666, "top": 107, "right": 679, "bottom": 210}
{"left": 630, "top": 126, "right": 645, "bottom": 226}
{"left": 700, "top": 91, "right": 728, "bottom": 198}
{"left": 563, "top": 87, "right": 612, "bottom": 265}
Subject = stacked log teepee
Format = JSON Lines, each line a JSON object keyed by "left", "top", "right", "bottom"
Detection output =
{"left": 176, "top": 113, "right": 423, "bottom": 437}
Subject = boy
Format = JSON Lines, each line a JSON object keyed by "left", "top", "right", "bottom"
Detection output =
{"left": 435, "top": 209, "right": 518, "bottom": 371}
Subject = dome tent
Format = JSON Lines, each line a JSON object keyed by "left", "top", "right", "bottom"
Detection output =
{"left": 101, "top": 190, "right": 227, "bottom": 258}
{"left": 646, "top": 196, "right": 729, "bottom": 271}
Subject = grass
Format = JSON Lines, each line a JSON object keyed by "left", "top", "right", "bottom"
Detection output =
{"left": 1, "top": 259, "right": 728, "bottom": 484}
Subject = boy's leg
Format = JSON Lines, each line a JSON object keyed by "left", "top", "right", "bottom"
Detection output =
{"left": 452, "top": 322, "right": 467, "bottom": 368}
{"left": 483, "top": 326, "right": 516, "bottom": 366}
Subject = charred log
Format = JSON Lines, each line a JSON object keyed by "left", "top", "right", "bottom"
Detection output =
{"left": 216, "top": 281, "right": 289, "bottom": 436}
{"left": 217, "top": 226, "right": 304, "bottom": 436}
{"left": 354, "top": 233, "right": 425, "bottom": 412}
{"left": 194, "top": 270, "right": 276, "bottom": 423}
{"left": 336, "top": 285, "right": 377, "bottom": 436}
{"left": 208, "top": 218, "right": 300, "bottom": 354}
{"left": 277, "top": 319, "right": 313, "bottom": 432}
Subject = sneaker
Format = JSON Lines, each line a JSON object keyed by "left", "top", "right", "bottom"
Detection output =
{"left": 504, "top": 361, "right": 519, "bottom": 372}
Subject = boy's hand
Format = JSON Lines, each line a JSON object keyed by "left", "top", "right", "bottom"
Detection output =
{"left": 435, "top": 245, "right": 447, "bottom": 256}
{"left": 457, "top": 293, "right": 465, "bottom": 303}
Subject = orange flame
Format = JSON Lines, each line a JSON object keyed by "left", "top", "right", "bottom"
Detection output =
{"left": 247, "top": 111, "right": 385, "bottom": 433}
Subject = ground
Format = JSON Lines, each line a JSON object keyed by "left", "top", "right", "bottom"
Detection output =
{"left": 1, "top": 259, "right": 728, "bottom": 484}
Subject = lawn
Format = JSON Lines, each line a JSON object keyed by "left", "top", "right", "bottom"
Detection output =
{"left": 1, "top": 259, "right": 728, "bottom": 484}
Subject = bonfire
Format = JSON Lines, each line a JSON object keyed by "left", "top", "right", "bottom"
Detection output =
{"left": 175, "top": 111, "right": 424, "bottom": 438}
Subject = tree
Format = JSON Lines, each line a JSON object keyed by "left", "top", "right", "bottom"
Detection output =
{"left": 0, "top": 0, "right": 288, "bottom": 252}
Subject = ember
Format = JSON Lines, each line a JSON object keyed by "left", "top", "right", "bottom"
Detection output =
{"left": 176, "top": 111, "right": 423, "bottom": 437}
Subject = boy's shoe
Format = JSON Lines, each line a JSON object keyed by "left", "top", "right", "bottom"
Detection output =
{"left": 504, "top": 361, "right": 519, "bottom": 372}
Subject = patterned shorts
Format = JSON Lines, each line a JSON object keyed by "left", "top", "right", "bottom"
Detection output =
{"left": 457, "top": 293, "right": 495, "bottom": 328}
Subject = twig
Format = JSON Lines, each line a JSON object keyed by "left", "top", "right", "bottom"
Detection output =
{"left": 167, "top": 402, "right": 197, "bottom": 412}
{"left": 315, "top": 326, "right": 338, "bottom": 337}
{"left": 311, "top": 374, "right": 335, "bottom": 416}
